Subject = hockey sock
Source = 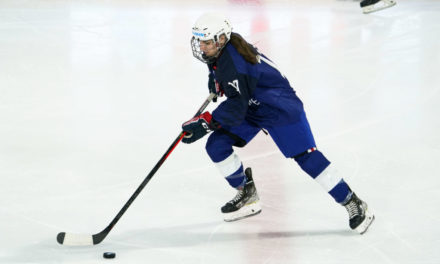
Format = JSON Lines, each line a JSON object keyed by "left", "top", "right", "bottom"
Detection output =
{"left": 225, "top": 165, "right": 246, "bottom": 188}
{"left": 293, "top": 150, "right": 330, "bottom": 178}
{"left": 214, "top": 152, "right": 246, "bottom": 188}
{"left": 294, "top": 150, "right": 351, "bottom": 203}
{"left": 317, "top": 166, "right": 352, "bottom": 203}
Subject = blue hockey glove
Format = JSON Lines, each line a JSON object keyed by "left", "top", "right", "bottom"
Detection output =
{"left": 182, "top": 112, "right": 220, "bottom": 144}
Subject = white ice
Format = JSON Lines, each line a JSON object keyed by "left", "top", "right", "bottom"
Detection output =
{"left": 1, "top": 0, "right": 439, "bottom": 263}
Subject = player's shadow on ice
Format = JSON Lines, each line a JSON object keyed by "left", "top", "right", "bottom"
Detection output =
{"left": 110, "top": 221, "right": 354, "bottom": 248}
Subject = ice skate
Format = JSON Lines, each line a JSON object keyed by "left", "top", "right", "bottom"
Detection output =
{"left": 221, "top": 168, "right": 262, "bottom": 222}
{"left": 343, "top": 193, "right": 375, "bottom": 234}
{"left": 361, "top": 0, "right": 396, "bottom": 14}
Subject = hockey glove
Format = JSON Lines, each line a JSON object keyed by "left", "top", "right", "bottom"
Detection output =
{"left": 182, "top": 112, "right": 220, "bottom": 144}
{"left": 208, "top": 73, "right": 224, "bottom": 103}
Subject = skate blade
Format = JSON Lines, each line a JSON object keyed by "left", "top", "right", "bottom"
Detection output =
{"left": 362, "top": 0, "right": 396, "bottom": 14}
{"left": 356, "top": 210, "right": 375, "bottom": 234}
{"left": 223, "top": 201, "right": 262, "bottom": 222}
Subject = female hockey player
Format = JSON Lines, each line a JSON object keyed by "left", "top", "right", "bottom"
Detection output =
{"left": 181, "top": 13, "right": 374, "bottom": 234}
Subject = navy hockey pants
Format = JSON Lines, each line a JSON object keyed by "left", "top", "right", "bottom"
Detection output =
{"left": 206, "top": 112, "right": 317, "bottom": 162}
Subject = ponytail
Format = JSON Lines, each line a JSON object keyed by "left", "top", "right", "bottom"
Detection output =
{"left": 229, "top": 32, "right": 259, "bottom": 64}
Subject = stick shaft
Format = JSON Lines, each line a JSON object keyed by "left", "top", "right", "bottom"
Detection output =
{"left": 92, "top": 93, "right": 215, "bottom": 244}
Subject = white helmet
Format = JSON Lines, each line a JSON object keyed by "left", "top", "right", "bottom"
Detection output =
{"left": 191, "top": 13, "right": 233, "bottom": 64}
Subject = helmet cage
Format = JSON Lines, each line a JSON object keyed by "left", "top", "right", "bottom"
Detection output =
{"left": 191, "top": 35, "right": 229, "bottom": 64}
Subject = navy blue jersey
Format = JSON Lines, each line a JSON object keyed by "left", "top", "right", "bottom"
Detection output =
{"left": 209, "top": 42, "right": 305, "bottom": 128}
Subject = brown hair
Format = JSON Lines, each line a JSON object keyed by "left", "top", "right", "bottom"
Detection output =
{"left": 229, "top": 32, "right": 259, "bottom": 64}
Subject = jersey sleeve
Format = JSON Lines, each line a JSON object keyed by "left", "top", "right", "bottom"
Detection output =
{"left": 212, "top": 66, "right": 258, "bottom": 127}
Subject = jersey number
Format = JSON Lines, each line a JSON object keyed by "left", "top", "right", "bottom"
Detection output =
{"left": 228, "top": 79, "right": 240, "bottom": 94}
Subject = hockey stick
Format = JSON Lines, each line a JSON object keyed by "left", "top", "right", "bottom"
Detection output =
{"left": 56, "top": 93, "right": 217, "bottom": 246}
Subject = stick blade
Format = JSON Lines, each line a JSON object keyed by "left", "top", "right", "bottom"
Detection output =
{"left": 56, "top": 232, "right": 94, "bottom": 246}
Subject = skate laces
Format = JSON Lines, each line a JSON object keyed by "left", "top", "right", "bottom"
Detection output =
{"left": 345, "top": 200, "right": 361, "bottom": 219}
{"left": 231, "top": 189, "right": 245, "bottom": 203}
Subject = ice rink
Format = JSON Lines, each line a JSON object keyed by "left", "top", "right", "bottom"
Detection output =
{"left": 1, "top": 0, "right": 439, "bottom": 263}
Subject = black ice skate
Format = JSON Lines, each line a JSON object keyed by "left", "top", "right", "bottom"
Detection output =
{"left": 360, "top": 0, "right": 396, "bottom": 14}
{"left": 343, "top": 193, "right": 375, "bottom": 234}
{"left": 221, "top": 168, "right": 262, "bottom": 222}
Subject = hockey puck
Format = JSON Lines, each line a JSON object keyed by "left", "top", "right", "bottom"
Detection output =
{"left": 103, "top": 252, "right": 116, "bottom": 259}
